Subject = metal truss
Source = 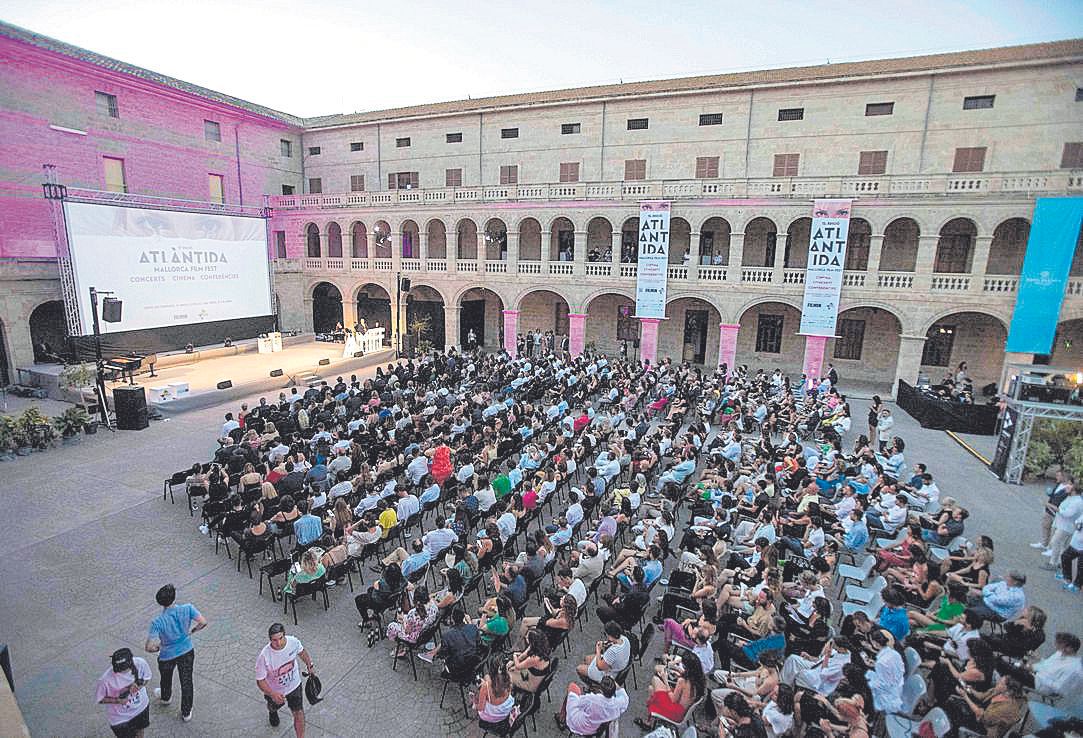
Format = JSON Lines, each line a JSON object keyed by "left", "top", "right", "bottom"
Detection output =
{"left": 1004, "top": 399, "right": 1083, "bottom": 484}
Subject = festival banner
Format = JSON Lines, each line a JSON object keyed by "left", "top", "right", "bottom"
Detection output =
{"left": 1007, "top": 196, "right": 1083, "bottom": 354}
{"left": 799, "top": 199, "right": 852, "bottom": 337}
{"left": 635, "top": 201, "right": 670, "bottom": 319}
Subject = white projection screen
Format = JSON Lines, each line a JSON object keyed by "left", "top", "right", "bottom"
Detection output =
{"left": 64, "top": 202, "right": 273, "bottom": 335}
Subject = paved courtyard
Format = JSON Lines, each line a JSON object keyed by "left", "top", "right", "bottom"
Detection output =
{"left": 0, "top": 368, "right": 1072, "bottom": 737}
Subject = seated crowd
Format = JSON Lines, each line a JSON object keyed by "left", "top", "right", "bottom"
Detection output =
{"left": 177, "top": 347, "right": 1082, "bottom": 737}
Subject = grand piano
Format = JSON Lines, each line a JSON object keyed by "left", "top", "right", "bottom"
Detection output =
{"left": 103, "top": 355, "right": 144, "bottom": 384}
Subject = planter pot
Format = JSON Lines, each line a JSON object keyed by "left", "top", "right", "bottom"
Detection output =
{"left": 61, "top": 432, "right": 79, "bottom": 446}
{"left": 84, "top": 422, "right": 98, "bottom": 435}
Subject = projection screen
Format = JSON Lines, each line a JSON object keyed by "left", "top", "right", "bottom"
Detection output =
{"left": 64, "top": 202, "right": 272, "bottom": 336}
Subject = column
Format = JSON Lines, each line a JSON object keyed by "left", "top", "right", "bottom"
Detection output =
{"left": 801, "top": 335, "right": 829, "bottom": 387}
{"left": 447, "top": 227, "right": 459, "bottom": 274}
{"left": 717, "top": 323, "right": 739, "bottom": 373}
{"left": 502, "top": 309, "right": 520, "bottom": 359}
{"left": 390, "top": 231, "right": 402, "bottom": 272}
{"left": 727, "top": 232, "right": 744, "bottom": 283}
{"left": 445, "top": 304, "right": 462, "bottom": 351}
{"left": 573, "top": 230, "right": 587, "bottom": 276}
{"left": 611, "top": 230, "right": 622, "bottom": 277}
{"left": 866, "top": 234, "right": 885, "bottom": 286}
{"left": 770, "top": 232, "right": 784, "bottom": 284}
{"left": 318, "top": 231, "right": 329, "bottom": 262}
{"left": 341, "top": 297, "right": 358, "bottom": 331}
{"left": 506, "top": 232, "right": 519, "bottom": 276}
{"left": 419, "top": 230, "right": 429, "bottom": 271}
{"left": 366, "top": 232, "right": 376, "bottom": 261}
{"left": 968, "top": 235, "right": 994, "bottom": 294}
{"left": 689, "top": 231, "right": 701, "bottom": 281}
{"left": 541, "top": 229, "right": 552, "bottom": 275}
{"left": 568, "top": 313, "right": 587, "bottom": 357}
{"left": 914, "top": 235, "right": 939, "bottom": 291}
{"left": 892, "top": 334, "right": 928, "bottom": 397}
{"left": 302, "top": 297, "right": 315, "bottom": 333}
{"left": 639, "top": 318, "right": 661, "bottom": 364}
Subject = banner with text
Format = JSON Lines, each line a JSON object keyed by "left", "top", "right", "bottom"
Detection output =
{"left": 635, "top": 201, "right": 671, "bottom": 319}
{"left": 799, "top": 199, "right": 853, "bottom": 336}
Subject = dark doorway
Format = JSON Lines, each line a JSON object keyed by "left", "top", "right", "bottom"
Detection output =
{"left": 682, "top": 309, "right": 708, "bottom": 364}
{"left": 356, "top": 294, "right": 391, "bottom": 341}
{"left": 29, "top": 300, "right": 69, "bottom": 363}
{"left": 0, "top": 321, "right": 10, "bottom": 385}
{"left": 312, "top": 282, "right": 343, "bottom": 333}
{"left": 461, "top": 299, "right": 485, "bottom": 347}
{"left": 406, "top": 298, "right": 445, "bottom": 350}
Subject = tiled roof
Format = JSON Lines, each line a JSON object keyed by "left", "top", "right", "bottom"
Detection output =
{"left": 306, "top": 38, "right": 1083, "bottom": 128}
{"left": 0, "top": 21, "right": 303, "bottom": 126}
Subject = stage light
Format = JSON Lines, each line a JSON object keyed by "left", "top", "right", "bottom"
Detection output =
{"left": 224, "top": 337, "right": 233, "bottom": 348}
{"left": 185, "top": 343, "right": 195, "bottom": 354}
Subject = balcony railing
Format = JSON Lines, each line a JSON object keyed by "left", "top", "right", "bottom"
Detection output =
{"left": 586, "top": 263, "right": 612, "bottom": 277}
{"left": 742, "top": 267, "right": 773, "bottom": 284}
{"left": 878, "top": 272, "right": 914, "bottom": 289}
{"left": 269, "top": 169, "right": 1082, "bottom": 211}
{"left": 931, "top": 274, "right": 971, "bottom": 291}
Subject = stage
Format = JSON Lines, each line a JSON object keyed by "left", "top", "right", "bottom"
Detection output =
{"left": 18, "top": 334, "right": 395, "bottom": 415}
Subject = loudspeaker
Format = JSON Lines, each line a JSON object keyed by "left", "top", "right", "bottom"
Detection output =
{"left": 353, "top": 351, "right": 363, "bottom": 358}
{"left": 216, "top": 380, "right": 233, "bottom": 390}
{"left": 269, "top": 369, "right": 284, "bottom": 377}
{"left": 319, "top": 358, "right": 330, "bottom": 366}
{"left": 101, "top": 297, "right": 123, "bottom": 323}
{"left": 113, "top": 386, "right": 148, "bottom": 430}
{"left": 400, "top": 277, "right": 411, "bottom": 293}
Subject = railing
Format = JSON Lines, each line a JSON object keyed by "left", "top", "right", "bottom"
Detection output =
{"left": 782, "top": 269, "right": 805, "bottom": 285}
{"left": 620, "top": 264, "right": 637, "bottom": 279}
{"left": 742, "top": 267, "right": 773, "bottom": 283}
{"left": 1068, "top": 279, "right": 1083, "bottom": 296}
{"left": 585, "top": 263, "right": 612, "bottom": 277}
{"left": 326, "top": 258, "right": 343, "bottom": 270}
{"left": 272, "top": 258, "right": 302, "bottom": 273}
{"left": 268, "top": 169, "right": 1082, "bottom": 210}
{"left": 427, "top": 259, "right": 447, "bottom": 271}
{"left": 350, "top": 258, "right": 369, "bottom": 270}
{"left": 667, "top": 265, "right": 688, "bottom": 280}
{"left": 401, "top": 258, "right": 421, "bottom": 271}
{"left": 877, "top": 272, "right": 914, "bottom": 289}
{"left": 485, "top": 262, "right": 508, "bottom": 273}
{"left": 983, "top": 276, "right": 1018, "bottom": 293}
{"left": 699, "top": 265, "right": 727, "bottom": 281}
{"left": 457, "top": 260, "right": 478, "bottom": 273}
{"left": 373, "top": 259, "right": 393, "bottom": 271}
{"left": 518, "top": 262, "right": 541, "bottom": 275}
{"left": 931, "top": 274, "right": 971, "bottom": 291}
{"left": 304, "top": 258, "right": 322, "bottom": 269}
{"left": 549, "top": 262, "right": 574, "bottom": 275}
{"left": 842, "top": 271, "right": 866, "bottom": 287}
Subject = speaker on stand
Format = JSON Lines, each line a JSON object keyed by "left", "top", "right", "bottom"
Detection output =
{"left": 113, "top": 386, "right": 149, "bottom": 431}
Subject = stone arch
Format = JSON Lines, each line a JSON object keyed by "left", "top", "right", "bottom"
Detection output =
{"left": 426, "top": 218, "right": 447, "bottom": 259}
{"left": 515, "top": 289, "right": 571, "bottom": 338}
{"left": 736, "top": 299, "right": 804, "bottom": 374}
{"left": 586, "top": 217, "right": 613, "bottom": 262}
{"left": 698, "top": 217, "right": 731, "bottom": 266}
{"left": 400, "top": 219, "right": 420, "bottom": 259}
{"left": 311, "top": 281, "right": 343, "bottom": 333}
{"left": 582, "top": 290, "right": 637, "bottom": 356}
{"left": 518, "top": 217, "right": 543, "bottom": 261}
{"left": 732, "top": 295, "right": 803, "bottom": 324}
{"left": 670, "top": 217, "right": 692, "bottom": 265}
{"left": 28, "top": 299, "right": 68, "bottom": 363}
{"left": 354, "top": 282, "right": 392, "bottom": 336}
{"left": 304, "top": 222, "right": 320, "bottom": 258}
{"left": 456, "top": 217, "right": 478, "bottom": 260}
{"left": 350, "top": 221, "right": 368, "bottom": 258}
{"left": 986, "top": 217, "right": 1030, "bottom": 275}
{"left": 921, "top": 307, "right": 1009, "bottom": 336}
{"left": 549, "top": 216, "right": 576, "bottom": 262}
{"left": 934, "top": 218, "right": 978, "bottom": 273}
{"left": 783, "top": 217, "right": 812, "bottom": 269}
{"left": 458, "top": 286, "right": 505, "bottom": 348}
{"left": 845, "top": 217, "right": 873, "bottom": 271}
{"left": 662, "top": 295, "right": 723, "bottom": 365}
{"left": 620, "top": 217, "right": 639, "bottom": 263}
{"left": 372, "top": 219, "right": 392, "bottom": 258}
{"left": 326, "top": 221, "right": 343, "bottom": 258}
{"left": 880, "top": 217, "right": 920, "bottom": 272}
{"left": 405, "top": 283, "right": 446, "bottom": 350}
{"left": 742, "top": 217, "right": 778, "bottom": 268}
{"left": 920, "top": 310, "right": 1009, "bottom": 389}
{"left": 483, "top": 218, "right": 508, "bottom": 260}
{"left": 828, "top": 306, "right": 905, "bottom": 384}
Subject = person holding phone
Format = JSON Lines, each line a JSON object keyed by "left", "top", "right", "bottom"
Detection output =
{"left": 95, "top": 648, "right": 152, "bottom": 738}
{"left": 255, "top": 623, "right": 315, "bottom": 736}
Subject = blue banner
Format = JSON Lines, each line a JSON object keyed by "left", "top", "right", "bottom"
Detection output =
{"left": 1007, "top": 197, "right": 1083, "bottom": 354}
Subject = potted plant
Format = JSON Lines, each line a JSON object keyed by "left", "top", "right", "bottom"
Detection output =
{"left": 0, "top": 415, "right": 16, "bottom": 461}
{"left": 58, "top": 362, "right": 97, "bottom": 404}
{"left": 53, "top": 406, "right": 90, "bottom": 444}
{"left": 19, "top": 406, "right": 54, "bottom": 451}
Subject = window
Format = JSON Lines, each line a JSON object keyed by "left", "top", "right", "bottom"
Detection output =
{"left": 103, "top": 156, "right": 126, "bottom": 193}
{"left": 387, "top": 172, "right": 419, "bottom": 189}
{"left": 1061, "top": 142, "right": 1083, "bottom": 169}
{"left": 558, "top": 162, "right": 580, "bottom": 183}
{"left": 208, "top": 174, "right": 224, "bottom": 204}
{"left": 699, "top": 113, "right": 723, "bottom": 126}
{"left": 279, "top": 139, "right": 292, "bottom": 157}
{"left": 858, "top": 150, "right": 888, "bottom": 175}
{"left": 845, "top": 231, "right": 870, "bottom": 270}
{"left": 445, "top": 168, "right": 463, "bottom": 187}
{"left": 350, "top": 174, "right": 366, "bottom": 192}
{"left": 952, "top": 147, "right": 986, "bottom": 173}
{"left": 308, "top": 177, "right": 322, "bottom": 194}
{"left": 274, "top": 231, "right": 287, "bottom": 259}
{"left": 616, "top": 304, "right": 637, "bottom": 342}
{"left": 308, "top": 146, "right": 321, "bottom": 156}
{"left": 624, "top": 159, "right": 646, "bottom": 181}
{"left": 499, "top": 165, "right": 518, "bottom": 185}
{"left": 864, "top": 102, "right": 894, "bottom": 117}
{"left": 777, "top": 107, "right": 804, "bottom": 121}
{"left": 446, "top": 132, "right": 462, "bottom": 143}
{"left": 95, "top": 91, "right": 119, "bottom": 118}
{"left": 1077, "top": 88, "right": 1083, "bottom": 102}
{"left": 695, "top": 156, "right": 719, "bottom": 179}
{"left": 833, "top": 319, "right": 866, "bottom": 360}
{"left": 203, "top": 120, "right": 221, "bottom": 142}
{"left": 396, "top": 137, "right": 411, "bottom": 148}
{"left": 500, "top": 127, "right": 519, "bottom": 139}
{"left": 281, "top": 184, "right": 295, "bottom": 195}
{"left": 755, "top": 314, "right": 784, "bottom": 354}
{"left": 963, "top": 95, "right": 995, "bottom": 110}
{"left": 772, "top": 153, "right": 800, "bottom": 177}
{"left": 350, "top": 141, "right": 363, "bottom": 152}
{"left": 922, "top": 325, "right": 955, "bottom": 367}
{"left": 626, "top": 118, "right": 649, "bottom": 130}
{"left": 561, "top": 123, "right": 581, "bottom": 135}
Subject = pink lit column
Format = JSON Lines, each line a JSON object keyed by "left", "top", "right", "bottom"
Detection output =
{"left": 718, "top": 323, "right": 739, "bottom": 374}
{"left": 639, "top": 318, "right": 661, "bottom": 365}
{"left": 502, "top": 310, "right": 519, "bottom": 359}
{"left": 568, "top": 313, "right": 586, "bottom": 357}
{"left": 801, "top": 335, "right": 829, "bottom": 387}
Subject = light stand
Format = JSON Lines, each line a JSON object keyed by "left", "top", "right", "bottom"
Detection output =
{"left": 394, "top": 271, "right": 403, "bottom": 359}
{"left": 88, "top": 287, "right": 114, "bottom": 430}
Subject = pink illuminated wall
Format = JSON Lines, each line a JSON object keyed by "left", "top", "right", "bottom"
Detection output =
{"left": 639, "top": 318, "right": 660, "bottom": 364}
{"left": 718, "top": 323, "right": 739, "bottom": 373}
{"left": 568, "top": 313, "right": 586, "bottom": 356}
{"left": 502, "top": 309, "right": 519, "bottom": 358}
{"left": 801, "top": 335, "right": 828, "bottom": 387}
{"left": 0, "top": 35, "right": 303, "bottom": 259}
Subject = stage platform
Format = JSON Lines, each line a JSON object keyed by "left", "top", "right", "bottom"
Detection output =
{"left": 18, "top": 336, "right": 395, "bottom": 415}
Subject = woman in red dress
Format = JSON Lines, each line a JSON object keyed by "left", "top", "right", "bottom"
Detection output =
{"left": 430, "top": 444, "right": 453, "bottom": 487}
{"left": 635, "top": 651, "right": 705, "bottom": 731}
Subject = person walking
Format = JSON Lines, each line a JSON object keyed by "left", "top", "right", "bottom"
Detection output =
{"left": 145, "top": 584, "right": 207, "bottom": 722}
{"left": 96, "top": 648, "right": 152, "bottom": 738}
{"left": 876, "top": 407, "right": 895, "bottom": 453}
{"left": 255, "top": 623, "right": 315, "bottom": 736}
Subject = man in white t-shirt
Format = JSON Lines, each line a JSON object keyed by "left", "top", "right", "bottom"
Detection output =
{"left": 96, "top": 647, "right": 152, "bottom": 738}
{"left": 255, "top": 623, "right": 315, "bottom": 735}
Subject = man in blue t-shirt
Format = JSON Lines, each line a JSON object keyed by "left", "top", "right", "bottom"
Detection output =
{"left": 145, "top": 584, "right": 208, "bottom": 722}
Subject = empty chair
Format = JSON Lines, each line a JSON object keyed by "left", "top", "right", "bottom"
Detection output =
{"left": 840, "top": 592, "right": 883, "bottom": 621}
{"left": 903, "top": 646, "right": 921, "bottom": 678}
{"left": 835, "top": 555, "right": 875, "bottom": 587}
{"left": 844, "top": 575, "right": 887, "bottom": 605}
{"left": 884, "top": 673, "right": 928, "bottom": 738}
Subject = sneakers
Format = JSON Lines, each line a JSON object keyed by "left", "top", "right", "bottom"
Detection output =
{"left": 269, "top": 710, "right": 281, "bottom": 727}
{"left": 1064, "top": 583, "right": 1080, "bottom": 593}
{"left": 1055, "top": 572, "right": 1066, "bottom": 581}
{"left": 326, "top": 579, "right": 337, "bottom": 587}
{"left": 1042, "top": 549, "right": 1054, "bottom": 557}
{"left": 1030, "top": 542, "right": 1047, "bottom": 549}
{"left": 198, "top": 524, "right": 209, "bottom": 536}
{"left": 181, "top": 711, "right": 192, "bottom": 722}
{"left": 417, "top": 651, "right": 434, "bottom": 664}
{"left": 153, "top": 687, "right": 170, "bottom": 704}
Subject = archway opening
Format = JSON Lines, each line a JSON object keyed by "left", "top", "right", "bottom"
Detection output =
{"left": 934, "top": 218, "right": 977, "bottom": 273}
{"left": 356, "top": 283, "right": 392, "bottom": 340}
{"left": 620, "top": 217, "right": 639, "bottom": 263}
{"left": 921, "top": 312, "right": 1007, "bottom": 389}
{"left": 305, "top": 223, "right": 320, "bottom": 258}
{"left": 669, "top": 217, "right": 691, "bottom": 265}
{"left": 29, "top": 300, "right": 69, "bottom": 363}
{"left": 457, "top": 219, "right": 478, "bottom": 260}
{"left": 987, "top": 218, "right": 1030, "bottom": 275}
{"left": 326, "top": 222, "right": 343, "bottom": 258}
{"left": 845, "top": 218, "right": 872, "bottom": 271}
{"left": 783, "top": 218, "right": 811, "bottom": 269}
{"left": 742, "top": 217, "right": 778, "bottom": 268}
{"left": 401, "top": 220, "right": 420, "bottom": 259}
{"left": 483, "top": 219, "right": 507, "bottom": 261}
{"left": 311, "top": 282, "right": 343, "bottom": 333}
{"left": 350, "top": 222, "right": 368, "bottom": 258}
{"left": 518, "top": 290, "right": 570, "bottom": 353}
{"left": 549, "top": 217, "right": 575, "bottom": 262}
{"left": 827, "top": 307, "right": 903, "bottom": 386}
{"left": 519, "top": 218, "right": 542, "bottom": 261}
{"left": 663, "top": 297, "right": 721, "bottom": 365}
{"left": 586, "top": 218, "right": 613, "bottom": 262}
{"left": 459, "top": 287, "right": 504, "bottom": 349}
{"left": 405, "top": 285, "right": 445, "bottom": 351}
{"left": 699, "top": 217, "right": 731, "bottom": 266}
{"left": 880, "top": 218, "right": 920, "bottom": 272}
{"left": 373, "top": 220, "right": 392, "bottom": 258}
{"left": 736, "top": 300, "right": 803, "bottom": 375}
{"left": 584, "top": 292, "right": 636, "bottom": 358}
{"left": 426, "top": 220, "right": 447, "bottom": 259}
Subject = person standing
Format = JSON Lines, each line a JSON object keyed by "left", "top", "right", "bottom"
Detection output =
{"left": 867, "top": 395, "right": 883, "bottom": 445}
{"left": 145, "top": 584, "right": 207, "bottom": 722}
{"left": 876, "top": 407, "right": 895, "bottom": 453}
{"left": 255, "top": 623, "right": 315, "bottom": 736}
{"left": 96, "top": 648, "right": 152, "bottom": 738}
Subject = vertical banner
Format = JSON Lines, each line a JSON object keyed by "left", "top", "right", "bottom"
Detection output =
{"left": 799, "top": 199, "right": 852, "bottom": 336}
{"left": 990, "top": 406, "right": 1018, "bottom": 480}
{"left": 1007, "top": 196, "right": 1083, "bottom": 354}
{"left": 635, "top": 201, "right": 670, "bottom": 319}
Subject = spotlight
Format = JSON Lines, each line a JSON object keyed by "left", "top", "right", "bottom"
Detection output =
{"left": 224, "top": 337, "right": 233, "bottom": 348}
